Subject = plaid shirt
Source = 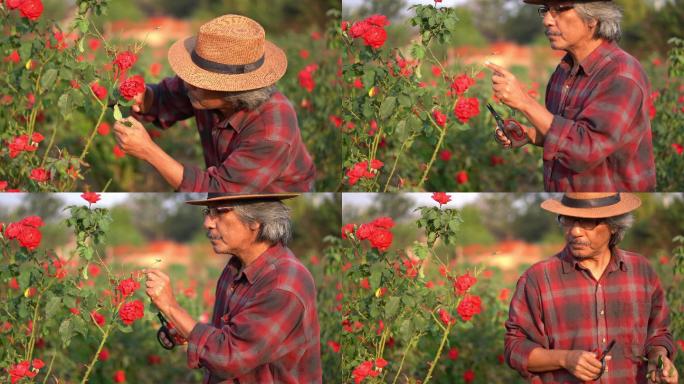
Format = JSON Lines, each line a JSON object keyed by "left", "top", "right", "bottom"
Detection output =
{"left": 505, "top": 247, "right": 675, "bottom": 383}
{"left": 542, "top": 40, "right": 655, "bottom": 192}
{"left": 187, "top": 244, "right": 322, "bottom": 383}
{"left": 133, "top": 76, "right": 316, "bottom": 192}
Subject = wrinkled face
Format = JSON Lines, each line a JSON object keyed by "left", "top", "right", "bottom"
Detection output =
{"left": 203, "top": 207, "right": 259, "bottom": 255}
{"left": 559, "top": 215, "right": 613, "bottom": 259}
{"left": 541, "top": 3, "right": 596, "bottom": 51}
{"left": 184, "top": 81, "right": 231, "bottom": 110}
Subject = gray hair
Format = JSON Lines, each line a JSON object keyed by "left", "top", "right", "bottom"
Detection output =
{"left": 574, "top": 2, "right": 623, "bottom": 42}
{"left": 231, "top": 200, "right": 292, "bottom": 245}
{"left": 604, "top": 212, "right": 634, "bottom": 247}
{"left": 221, "top": 85, "right": 276, "bottom": 111}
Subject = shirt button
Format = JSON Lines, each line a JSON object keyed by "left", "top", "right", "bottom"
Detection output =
{"left": 603, "top": 337, "right": 606, "bottom": 343}
{"left": 600, "top": 310, "right": 605, "bottom": 315}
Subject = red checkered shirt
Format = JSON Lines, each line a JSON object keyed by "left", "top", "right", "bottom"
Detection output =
{"left": 187, "top": 244, "right": 322, "bottom": 383}
{"left": 542, "top": 40, "right": 656, "bottom": 192}
{"left": 133, "top": 76, "right": 316, "bottom": 192}
{"left": 505, "top": 247, "right": 675, "bottom": 383}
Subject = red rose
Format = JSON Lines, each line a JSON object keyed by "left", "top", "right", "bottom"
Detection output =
{"left": 98, "top": 347, "right": 109, "bottom": 361}
{"left": 366, "top": 14, "right": 389, "bottom": 27}
{"left": 341, "top": 223, "right": 355, "bottom": 239}
{"left": 369, "top": 228, "right": 392, "bottom": 251}
{"left": 356, "top": 223, "right": 374, "bottom": 240}
{"left": 453, "top": 272, "right": 477, "bottom": 295}
{"left": 329, "top": 115, "right": 343, "bottom": 128}
{"left": 88, "top": 38, "right": 101, "bottom": 51}
{"left": 88, "top": 264, "right": 101, "bottom": 278}
{"left": 9, "top": 277, "right": 20, "bottom": 290}
{"left": 0, "top": 181, "right": 7, "bottom": 191}
{"left": 113, "top": 145, "right": 125, "bottom": 158}
{"left": 5, "top": 0, "right": 23, "bottom": 9}
{"left": 431, "top": 192, "right": 451, "bottom": 206}
{"left": 349, "top": 21, "right": 370, "bottom": 38}
{"left": 90, "top": 82, "right": 107, "bottom": 100}
{"left": 453, "top": 97, "right": 480, "bottom": 123}
{"left": 81, "top": 192, "right": 101, "bottom": 204}
{"left": 5, "top": 50, "right": 20, "bottom": 63}
{"left": 91, "top": 311, "right": 105, "bottom": 326}
{"left": 114, "top": 51, "right": 137, "bottom": 72}
{"left": 359, "top": 278, "right": 370, "bottom": 289}
{"left": 447, "top": 346, "right": 459, "bottom": 360}
{"left": 450, "top": 74, "right": 475, "bottom": 96}
{"left": 361, "top": 26, "right": 387, "bottom": 49}
{"left": 439, "top": 149, "right": 452, "bottom": 162}
{"left": 499, "top": 288, "right": 510, "bottom": 302}
{"left": 457, "top": 294, "right": 482, "bottom": 321}
{"left": 21, "top": 216, "right": 44, "bottom": 228}
{"left": 119, "top": 75, "right": 145, "bottom": 100}
{"left": 370, "top": 159, "right": 383, "bottom": 170}
{"left": 672, "top": 143, "right": 683, "bottom": 155}
{"left": 431, "top": 65, "right": 442, "bottom": 77}
{"left": 438, "top": 308, "right": 454, "bottom": 325}
{"left": 147, "top": 354, "right": 162, "bottom": 365}
{"left": 97, "top": 122, "right": 110, "bottom": 135}
{"left": 116, "top": 278, "right": 140, "bottom": 298}
{"left": 370, "top": 217, "right": 394, "bottom": 229}
{"left": 464, "top": 369, "right": 475, "bottom": 383}
{"left": 298, "top": 67, "right": 316, "bottom": 92}
{"left": 299, "top": 49, "right": 309, "bottom": 59}
{"left": 455, "top": 170, "right": 469, "bottom": 184}
{"left": 118, "top": 299, "right": 144, "bottom": 325}
{"left": 19, "top": 0, "right": 43, "bottom": 21}
{"left": 30, "top": 168, "right": 50, "bottom": 183}
{"left": 113, "top": 370, "right": 126, "bottom": 383}
{"left": 432, "top": 109, "right": 447, "bottom": 127}
{"left": 327, "top": 340, "right": 340, "bottom": 353}
{"left": 31, "top": 359, "right": 44, "bottom": 370}
{"left": 352, "top": 78, "right": 363, "bottom": 89}
{"left": 368, "top": 120, "right": 378, "bottom": 136}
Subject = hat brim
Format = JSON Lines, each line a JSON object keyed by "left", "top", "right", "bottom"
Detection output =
{"left": 540, "top": 193, "right": 641, "bottom": 218}
{"left": 168, "top": 36, "right": 287, "bottom": 92}
{"left": 186, "top": 193, "right": 299, "bottom": 206}
{"left": 523, "top": 0, "right": 611, "bottom": 4}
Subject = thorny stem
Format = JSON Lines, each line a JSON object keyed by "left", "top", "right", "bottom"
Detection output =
{"left": 423, "top": 322, "right": 452, "bottom": 384}
{"left": 79, "top": 299, "right": 125, "bottom": 384}
{"left": 41, "top": 351, "right": 57, "bottom": 384}
{"left": 418, "top": 113, "right": 448, "bottom": 188}
{"left": 392, "top": 333, "right": 421, "bottom": 384}
{"left": 383, "top": 132, "right": 417, "bottom": 192}
{"left": 78, "top": 101, "right": 108, "bottom": 162}
{"left": 26, "top": 277, "right": 57, "bottom": 362}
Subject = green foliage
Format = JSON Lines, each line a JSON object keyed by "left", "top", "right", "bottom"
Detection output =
{"left": 416, "top": 206, "right": 462, "bottom": 247}
{"left": 65, "top": 205, "right": 112, "bottom": 261}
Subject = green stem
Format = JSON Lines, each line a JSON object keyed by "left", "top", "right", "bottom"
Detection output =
{"left": 79, "top": 322, "right": 112, "bottom": 384}
{"left": 392, "top": 334, "right": 421, "bottom": 384}
{"left": 423, "top": 323, "right": 452, "bottom": 384}
{"left": 78, "top": 102, "right": 107, "bottom": 162}
{"left": 26, "top": 277, "right": 57, "bottom": 362}
{"left": 383, "top": 132, "right": 417, "bottom": 192}
{"left": 41, "top": 351, "right": 57, "bottom": 384}
{"left": 418, "top": 115, "right": 448, "bottom": 188}
{"left": 40, "top": 123, "right": 59, "bottom": 168}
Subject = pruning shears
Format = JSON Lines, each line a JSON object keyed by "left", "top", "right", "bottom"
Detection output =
{"left": 486, "top": 103, "right": 529, "bottom": 148}
{"left": 594, "top": 339, "right": 616, "bottom": 380}
{"left": 156, "top": 312, "right": 186, "bottom": 350}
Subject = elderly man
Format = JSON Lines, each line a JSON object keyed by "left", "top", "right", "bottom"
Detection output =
{"left": 505, "top": 193, "right": 678, "bottom": 383}
{"left": 144, "top": 193, "right": 322, "bottom": 383}
{"left": 113, "top": 15, "right": 316, "bottom": 192}
{"left": 486, "top": 1, "right": 655, "bottom": 192}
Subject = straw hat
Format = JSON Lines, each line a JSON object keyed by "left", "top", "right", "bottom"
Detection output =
{"left": 168, "top": 14, "right": 287, "bottom": 92}
{"left": 540, "top": 193, "right": 641, "bottom": 218}
{"left": 523, "top": 0, "right": 612, "bottom": 4}
{"left": 186, "top": 193, "right": 299, "bottom": 206}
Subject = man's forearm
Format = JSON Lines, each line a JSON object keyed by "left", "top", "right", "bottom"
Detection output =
{"left": 527, "top": 347, "right": 568, "bottom": 373}
{"left": 165, "top": 303, "right": 198, "bottom": 339}
{"left": 142, "top": 142, "right": 184, "bottom": 190}
{"left": 519, "top": 98, "right": 554, "bottom": 146}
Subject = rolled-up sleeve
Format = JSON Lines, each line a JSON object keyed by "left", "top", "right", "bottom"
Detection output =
{"left": 131, "top": 76, "right": 194, "bottom": 129}
{"left": 504, "top": 273, "right": 547, "bottom": 379}
{"left": 543, "top": 75, "right": 646, "bottom": 174}
{"left": 645, "top": 269, "right": 676, "bottom": 359}
{"left": 187, "top": 289, "right": 305, "bottom": 379}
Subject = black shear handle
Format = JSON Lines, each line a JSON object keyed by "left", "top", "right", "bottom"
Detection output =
{"left": 156, "top": 312, "right": 176, "bottom": 350}
{"left": 594, "top": 339, "right": 616, "bottom": 380}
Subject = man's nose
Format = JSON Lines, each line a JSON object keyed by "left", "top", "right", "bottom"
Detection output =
{"left": 543, "top": 13, "right": 555, "bottom": 28}
{"left": 203, "top": 215, "right": 215, "bottom": 229}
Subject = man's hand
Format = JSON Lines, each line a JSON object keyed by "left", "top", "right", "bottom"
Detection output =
{"left": 113, "top": 116, "right": 154, "bottom": 160}
{"left": 647, "top": 350, "right": 679, "bottom": 383}
{"left": 494, "top": 126, "right": 512, "bottom": 149}
{"left": 562, "top": 350, "right": 607, "bottom": 381}
{"left": 485, "top": 62, "right": 531, "bottom": 111}
{"left": 144, "top": 269, "right": 178, "bottom": 315}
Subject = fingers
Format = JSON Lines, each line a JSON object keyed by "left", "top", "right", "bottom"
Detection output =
{"left": 485, "top": 61, "right": 511, "bottom": 78}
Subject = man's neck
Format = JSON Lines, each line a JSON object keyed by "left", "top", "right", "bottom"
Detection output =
{"left": 567, "top": 38, "right": 604, "bottom": 71}
{"left": 234, "top": 242, "right": 272, "bottom": 267}
{"left": 577, "top": 247, "right": 612, "bottom": 281}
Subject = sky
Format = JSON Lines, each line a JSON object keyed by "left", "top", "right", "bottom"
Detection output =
{"left": 343, "top": 193, "right": 480, "bottom": 209}
{"left": 343, "top": 0, "right": 470, "bottom": 9}
{"left": 0, "top": 193, "right": 131, "bottom": 208}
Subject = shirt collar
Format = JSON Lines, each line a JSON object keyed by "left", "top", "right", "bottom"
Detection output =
{"left": 232, "top": 243, "right": 285, "bottom": 285}
{"left": 559, "top": 40, "right": 617, "bottom": 77}
{"left": 210, "top": 108, "right": 251, "bottom": 133}
{"left": 559, "top": 246, "right": 628, "bottom": 274}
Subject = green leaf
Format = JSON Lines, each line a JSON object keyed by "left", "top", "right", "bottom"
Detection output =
{"left": 45, "top": 296, "right": 63, "bottom": 319}
{"left": 385, "top": 296, "right": 401, "bottom": 319}
{"left": 369, "top": 262, "right": 384, "bottom": 290}
{"left": 113, "top": 104, "right": 123, "bottom": 121}
{"left": 78, "top": 38, "right": 84, "bottom": 53}
{"left": 379, "top": 97, "right": 396, "bottom": 120}
{"left": 40, "top": 69, "right": 58, "bottom": 91}
{"left": 59, "top": 318, "right": 74, "bottom": 347}
{"left": 118, "top": 323, "right": 133, "bottom": 333}
{"left": 58, "top": 93, "right": 72, "bottom": 118}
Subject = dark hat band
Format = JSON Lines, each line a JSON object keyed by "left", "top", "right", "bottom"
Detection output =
{"left": 561, "top": 193, "right": 621, "bottom": 208}
{"left": 191, "top": 50, "right": 265, "bottom": 75}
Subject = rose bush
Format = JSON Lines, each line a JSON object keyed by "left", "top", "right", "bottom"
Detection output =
{"left": 334, "top": 193, "right": 521, "bottom": 383}
{"left": 340, "top": 3, "right": 684, "bottom": 192}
